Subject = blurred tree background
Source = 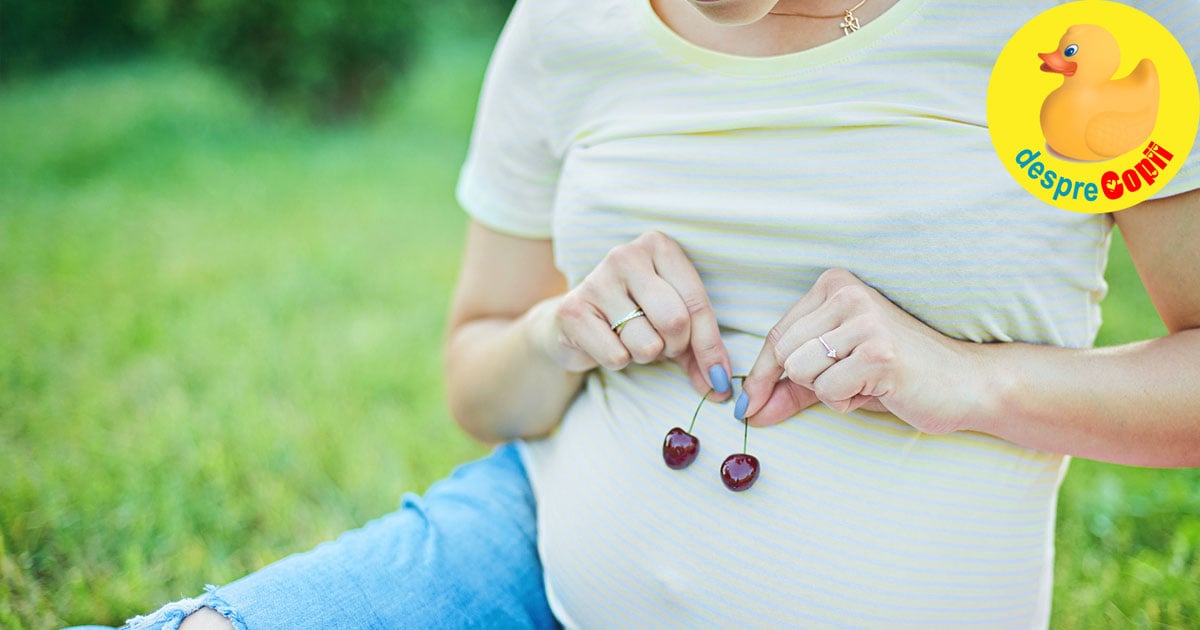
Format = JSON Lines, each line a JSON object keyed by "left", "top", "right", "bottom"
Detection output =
{"left": 0, "top": 0, "right": 515, "bottom": 120}
{"left": 1, "top": 1, "right": 1197, "bottom": 628}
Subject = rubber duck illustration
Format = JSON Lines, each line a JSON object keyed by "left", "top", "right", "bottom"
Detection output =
{"left": 1038, "top": 24, "right": 1159, "bottom": 161}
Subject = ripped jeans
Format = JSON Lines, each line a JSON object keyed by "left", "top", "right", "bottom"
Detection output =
{"left": 78, "top": 444, "right": 558, "bottom": 629}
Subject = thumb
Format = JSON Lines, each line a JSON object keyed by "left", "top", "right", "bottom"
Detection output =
{"left": 746, "top": 379, "right": 820, "bottom": 427}
{"left": 737, "top": 331, "right": 786, "bottom": 421}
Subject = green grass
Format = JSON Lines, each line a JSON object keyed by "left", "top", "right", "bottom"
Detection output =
{"left": 1054, "top": 232, "right": 1200, "bottom": 629}
{"left": 2, "top": 39, "right": 1198, "bottom": 629}
{"left": 0, "top": 43, "right": 493, "bottom": 627}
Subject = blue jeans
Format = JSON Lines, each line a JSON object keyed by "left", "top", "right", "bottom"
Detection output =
{"left": 85, "top": 444, "right": 557, "bottom": 629}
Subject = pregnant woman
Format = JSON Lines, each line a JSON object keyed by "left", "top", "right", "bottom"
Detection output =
{"left": 115, "top": 0, "right": 1200, "bottom": 627}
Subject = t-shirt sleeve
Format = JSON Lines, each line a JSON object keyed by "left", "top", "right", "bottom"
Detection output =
{"left": 456, "top": 0, "right": 560, "bottom": 239}
{"left": 1143, "top": 0, "right": 1200, "bottom": 198}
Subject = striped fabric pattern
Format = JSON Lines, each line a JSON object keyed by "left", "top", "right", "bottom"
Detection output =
{"left": 456, "top": 0, "right": 1199, "bottom": 626}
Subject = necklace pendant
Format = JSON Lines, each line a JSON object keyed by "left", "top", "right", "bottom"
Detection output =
{"left": 840, "top": 10, "right": 862, "bottom": 35}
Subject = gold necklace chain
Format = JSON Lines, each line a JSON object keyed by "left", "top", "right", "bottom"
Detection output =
{"left": 768, "top": 0, "right": 869, "bottom": 36}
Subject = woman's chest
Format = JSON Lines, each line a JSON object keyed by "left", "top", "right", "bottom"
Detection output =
{"left": 549, "top": 108, "right": 1110, "bottom": 346}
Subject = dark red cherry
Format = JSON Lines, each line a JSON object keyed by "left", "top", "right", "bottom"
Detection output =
{"left": 720, "top": 453, "right": 760, "bottom": 491}
{"left": 663, "top": 427, "right": 700, "bottom": 469}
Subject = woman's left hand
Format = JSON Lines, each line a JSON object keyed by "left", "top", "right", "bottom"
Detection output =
{"left": 738, "top": 268, "right": 990, "bottom": 433}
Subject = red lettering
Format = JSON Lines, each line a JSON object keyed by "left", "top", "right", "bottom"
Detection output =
{"left": 1096, "top": 142, "right": 1173, "bottom": 203}
{"left": 1122, "top": 169, "right": 1142, "bottom": 193}
{"left": 1135, "top": 159, "right": 1159, "bottom": 187}
{"left": 1144, "top": 141, "right": 1174, "bottom": 165}
{"left": 1101, "top": 171, "right": 1123, "bottom": 199}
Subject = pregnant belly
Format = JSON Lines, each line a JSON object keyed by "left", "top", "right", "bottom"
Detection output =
{"left": 521, "top": 365, "right": 1064, "bottom": 628}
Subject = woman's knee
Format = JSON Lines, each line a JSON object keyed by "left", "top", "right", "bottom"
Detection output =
{"left": 177, "top": 608, "right": 234, "bottom": 630}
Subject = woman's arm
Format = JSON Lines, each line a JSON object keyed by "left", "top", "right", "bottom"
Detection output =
{"left": 968, "top": 187, "right": 1200, "bottom": 466}
{"left": 444, "top": 221, "right": 580, "bottom": 442}
{"left": 445, "top": 222, "right": 733, "bottom": 443}
{"left": 739, "top": 189, "right": 1200, "bottom": 467}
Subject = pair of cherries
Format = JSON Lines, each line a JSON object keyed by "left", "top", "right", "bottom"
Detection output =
{"left": 662, "top": 374, "right": 759, "bottom": 491}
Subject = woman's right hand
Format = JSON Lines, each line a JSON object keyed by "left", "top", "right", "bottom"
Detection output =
{"left": 532, "top": 231, "right": 733, "bottom": 399}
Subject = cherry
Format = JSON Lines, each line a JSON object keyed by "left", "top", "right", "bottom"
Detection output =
{"left": 721, "top": 406, "right": 759, "bottom": 491}
{"left": 663, "top": 376, "right": 760, "bottom": 492}
{"left": 663, "top": 427, "right": 700, "bottom": 469}
{"left": 662, "top": 388, "right": 711, "bottom": 470}
{"left": 720, "top": 453, "right": 760, "bottom": 491}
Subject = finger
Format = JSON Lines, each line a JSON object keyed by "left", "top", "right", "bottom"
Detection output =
{"left": 811, "top": 346, "right": 896, "bottom": 414}
{"left": 759, "top": 323, "right": 877, "bottom": 422}
{"left": 741, "top": 271, "right": 874, "bottom": 419}
{"left": 745, "top": 379, "right": 820, "bottom": 427}
{"left": 737, "top": 272, "right": 848, "bottom": 418}
{"left": 764, "top": 268, "right": 861, "bottom": 348}
{"left": 781, "top": 325, "right": 864, "bottom": 390}
{"left": 625, "top": 272, "right": 691, "bottom": 360}
{"left": 617, "top": 321, "right": 665, "bottom": 364}
{"left": 556, "top": 298, "right": 631, "bottom": 371}
{"left": 856, "top": 398, "right": 890, "bottom": 413}
{"left": 644, "top": 233, "right": 731, "bottom": 394}
{"left": 588, "top": 258, "right": 666, "bottom": 366}
{"left": 614, "top": 310, "right": 666, "bottom": 365}
{"left": 840, "top": 394, "right": 878, "bottom": 414}
{"left": 773, "top": 301, "right": 848, "bottom": 367}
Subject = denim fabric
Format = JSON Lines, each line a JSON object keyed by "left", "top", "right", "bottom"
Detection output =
{"left": 93, "top": 443, "right": 557, "bottom": 629}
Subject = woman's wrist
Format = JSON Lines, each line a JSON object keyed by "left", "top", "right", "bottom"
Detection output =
{"left": 521, "top": 295, "right": 566, "bottom": 367}
{"left": 447, "top": 299, "right": 585, "bottom": 442}
{"left": 951, "top": 340, "right": 1017, "bottom": 436}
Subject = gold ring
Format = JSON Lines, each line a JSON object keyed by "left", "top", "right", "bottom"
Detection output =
{"left": 610, "top": 308, "right": 646, "bottom": 334}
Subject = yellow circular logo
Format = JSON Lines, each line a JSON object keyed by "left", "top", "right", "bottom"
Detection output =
{"left": 987, "top": 0, "right": 1198, "bottom": 213}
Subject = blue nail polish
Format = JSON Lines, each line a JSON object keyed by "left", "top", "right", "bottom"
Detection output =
{"left": 709, "top": 365, "right": 731, "bottom": 394}
{"left": 734, "top": 392, "right": 749, "bottom": 420}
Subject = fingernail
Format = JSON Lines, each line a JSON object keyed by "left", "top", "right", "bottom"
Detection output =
{"left": 708, "top": 365, "right": 731, "bottom": 394}
{"left": 734, "top": 392, "right": 749, "bottom": 420}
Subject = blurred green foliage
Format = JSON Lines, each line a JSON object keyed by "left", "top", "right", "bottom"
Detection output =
{"left": 0, "top": 0, "right": 152, "bottom": 73}
{"left": 0, "top": 0, "right": 516, "bottom": 121}
{"left": 0, "top": 33, "right": 497, "bottom": 624}
{"left": 135, "top": 0, "right": 422, "bottom": 121}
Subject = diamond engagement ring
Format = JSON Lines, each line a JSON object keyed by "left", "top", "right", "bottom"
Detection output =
{"left": 817, "top": 335, "right": 839, "bottom": 359}
{"left": 610, "top": 308, "right": 646, "bottom": 334}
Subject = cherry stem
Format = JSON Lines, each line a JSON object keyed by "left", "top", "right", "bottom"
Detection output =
{"left": 729, "top": 372, "right": 748, "bottom": 448}
{"left": 732, "top": 374, "right": 749, "bottom": 452}
{"left": 688, "top": 388, "right": 712, "bottom": 433}
{"left": 691, "top": 375, "right": 752, "bottom": 439}
{"left": 742, "top": 409, "right": 749, "bottom": 453}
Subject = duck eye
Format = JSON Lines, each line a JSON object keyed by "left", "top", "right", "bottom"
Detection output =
{"left": 1064, "top": 44, "right": 1079, "bottom": 57}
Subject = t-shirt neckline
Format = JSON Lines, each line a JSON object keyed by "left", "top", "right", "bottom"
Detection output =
{"left": 638, "top": 0, "right": 928, "bottom": 76}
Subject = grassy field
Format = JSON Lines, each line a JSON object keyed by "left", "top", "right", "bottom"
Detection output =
{"left": 2, "top": 34, "right": 1198, "bottom": 629}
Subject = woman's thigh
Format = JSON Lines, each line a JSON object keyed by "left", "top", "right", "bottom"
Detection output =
{"left": 120, "top": 443, "right": 556, "bottom": 629}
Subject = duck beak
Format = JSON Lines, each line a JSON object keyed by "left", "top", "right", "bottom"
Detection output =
{"left": 1038, "top": 51, "right": 1077, "bottom": 76}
